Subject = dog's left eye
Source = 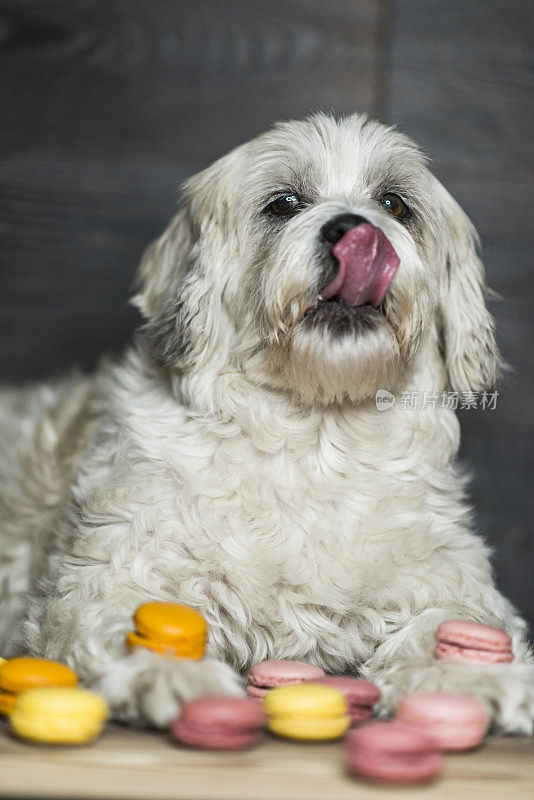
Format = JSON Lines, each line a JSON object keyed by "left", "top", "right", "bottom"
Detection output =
{"left": 266, "top": 194, "right": 301, "bottom": 216}
{"left": 380, "top": 193, "right": 409, "bottom": 219}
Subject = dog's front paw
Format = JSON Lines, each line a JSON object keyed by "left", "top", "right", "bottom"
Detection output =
{"left": 473, "top": 661, "right": 534, "bottom": 734}
{"left": 96, "top": 650, "right": 244, "bottom": 728}
{"left": 377, "top": 659, "right": 534, "bottom": 735}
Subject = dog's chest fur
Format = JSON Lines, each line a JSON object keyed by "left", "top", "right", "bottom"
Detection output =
{"left": 97, "top": 363, "right": 462, "bottom": 674}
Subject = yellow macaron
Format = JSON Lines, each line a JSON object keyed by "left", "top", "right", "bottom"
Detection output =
{"left": 264, "top": 683, "right": 350, "bottom": 741}
{"left": 126, "top": 601, "right": 207, "bottom": 659}
{"left": 10, "top": 687, "right": 108, "bottom": 744}
{"left": 0, "top": 657, "right": 77, "bottom": 716}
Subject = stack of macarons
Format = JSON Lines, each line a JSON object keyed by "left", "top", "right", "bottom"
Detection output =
{"left": 245, "top": 660, "right": 381, "bottom": 736}
{"left": 171, "top": 658, "right": 382, "bottom": 749}
{"left": 0, "top": 657, "right": 78, "bottom": 715}
{"left": 126, "top": 601, "right": 207, "bottom": 659}
{"left": 0, "top": 656, "right": 108, "bottom": 744}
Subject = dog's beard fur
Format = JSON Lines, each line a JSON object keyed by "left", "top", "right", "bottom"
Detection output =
{"left": 241, "top": 199, "right": 430, "bottom": 406}
{"left": 266, "top": 309, "right": 403, "bottom": 407}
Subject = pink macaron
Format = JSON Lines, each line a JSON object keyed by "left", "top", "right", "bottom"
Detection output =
{"left": 435, "top": 620, "right": 514, "bottom": 664}
{"left": 170, "top": 696, "right": 265, "bottom": 750}
{"left": 313, "top": 677, "right": 381, "bottom": 723}
{"left": 346, "top": 721, "right": 444, "bottom": 785}
{"left": 396, "top": 692, "right": 490, "bottom": 750}
{"left": 246, "top": 660, "right": 326, "bottom": 699}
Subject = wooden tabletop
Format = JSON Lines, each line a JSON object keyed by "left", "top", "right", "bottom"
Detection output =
{"left": 1, "top": 719, "right": 533, "bottom": 800}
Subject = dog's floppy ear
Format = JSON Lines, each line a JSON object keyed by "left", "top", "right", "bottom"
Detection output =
{"left": 434, "top": 180, "right": 501, "bottom": 392}
{"left": 131, "top": 157, "right": 235, "bottom": 372}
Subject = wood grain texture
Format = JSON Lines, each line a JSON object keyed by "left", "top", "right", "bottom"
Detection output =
{"left": 1, "top": 721, "right": 533, "bottom": 800}
{"left": 0, "top": 0, "right": 380, "bottom": 161}
{"left": 388, "top": 0, "right": 534, "bottom": 174}
{"left": 0, "top": 154, "right": 178, "bottom": 377}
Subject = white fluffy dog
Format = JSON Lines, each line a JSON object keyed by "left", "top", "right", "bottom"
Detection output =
{"left": 1, "top": 112, "right": 533, "bottom": 732}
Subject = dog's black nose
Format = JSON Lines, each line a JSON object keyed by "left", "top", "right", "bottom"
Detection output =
{"left": 320, "top": 213, "right": 368, "bottom": 244}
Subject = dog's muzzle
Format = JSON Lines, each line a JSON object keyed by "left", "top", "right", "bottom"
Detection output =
{"left": 319, "top": 214, "right": 400, "bottom": 307}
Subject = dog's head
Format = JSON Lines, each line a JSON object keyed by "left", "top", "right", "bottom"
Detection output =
{"left": 133, "top": 113, "right": 500, "bottom": 406}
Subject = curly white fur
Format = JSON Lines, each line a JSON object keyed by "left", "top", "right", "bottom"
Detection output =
{"left": 0, "top": 112, "right": 532, "bottom": 732}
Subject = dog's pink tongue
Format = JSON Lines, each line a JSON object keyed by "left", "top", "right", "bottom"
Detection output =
{"left": 321, "top": 224, "right": 400, "bottom": 307}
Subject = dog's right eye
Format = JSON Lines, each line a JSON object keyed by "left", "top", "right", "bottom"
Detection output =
{"left": 266, "top": 194, "right": 301, "bottom": 216}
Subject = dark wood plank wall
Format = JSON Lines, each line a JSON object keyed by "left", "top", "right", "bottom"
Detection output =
{"left": 1, "top": 1, "right": 533, "bottom": 628}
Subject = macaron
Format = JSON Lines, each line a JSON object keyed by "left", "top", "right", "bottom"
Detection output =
{"left": 264, "top": 683, "right": 350, "bottom": 741}
{"left": 346, "top": 721, "right": 444, "bottom": 784}
{"left": 396, "top": 692, "right": 489, "bottom": 750}
{"left": 435, "top": 620, "right": 514, "bottom": 664}
{"left": 126, "top": 601, "right": 207, "bottom": 659}
{"left": 0, "top": 692, "right": 15, "bottom": 715}
{"left": 0, "top": 657, "right": 77, "bottom": 716}
{"left": 10, "top": 687, "right": 108, "bottom": 744}
{"left": 246, "top": 659, "right": 326, "bottom": 699}
{"left": 171, "top": 696, "right": 265, "bottom": 750}
{"left": 313, "top": 677, "right": 381, "bottom": 724}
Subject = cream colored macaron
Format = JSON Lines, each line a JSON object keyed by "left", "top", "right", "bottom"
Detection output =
{"left": 10, "top": 687, "right": 108, "bottom": 744}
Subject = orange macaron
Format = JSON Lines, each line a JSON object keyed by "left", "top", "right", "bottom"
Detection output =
{"left": 0, "top": 657, "right": 78, "bottom": 715}
{"left": 126, "top": 602, "right": 207, "bottom": 659}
